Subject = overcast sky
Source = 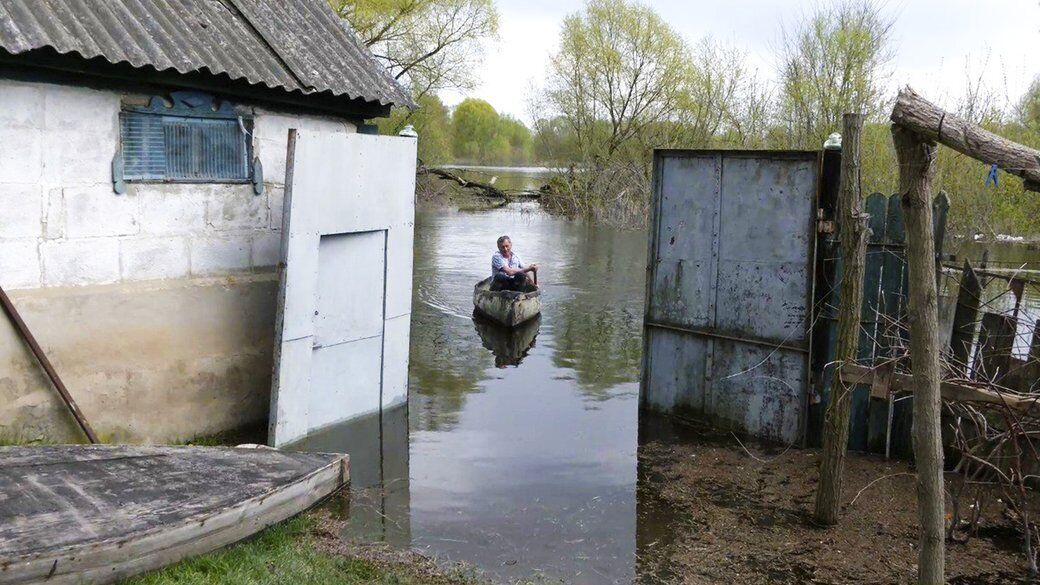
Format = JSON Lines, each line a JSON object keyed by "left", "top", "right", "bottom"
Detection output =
{"left": 440, "top": 0, "right": 1040, "bottom": 123}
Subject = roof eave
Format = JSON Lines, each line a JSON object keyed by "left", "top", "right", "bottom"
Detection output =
{"left": 0, "top": 47, "right": 395, "bottom": 120}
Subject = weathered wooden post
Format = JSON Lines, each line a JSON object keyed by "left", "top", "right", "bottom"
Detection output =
{"left": 814, "top": 113, "right": 869, "bottom": 525}
{"left": 891, "top": 123, "right": 945, "bottom": 584}
{"left": 887, "top": 85, "right": 1040, "bottom": 583}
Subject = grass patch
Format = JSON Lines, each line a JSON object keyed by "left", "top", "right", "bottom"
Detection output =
{"left": 121, "top": 512, "right": 481, "bottom": 585}
{"left": 176, "top": 423, "right": 267, "bottom": 447}
{"left": 0, "top": 434, "right": 47, "bottom": 446}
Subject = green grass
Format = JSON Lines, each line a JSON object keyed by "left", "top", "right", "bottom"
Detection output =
{"left": 122, "top": 514, "right": 463, "bottom": 585}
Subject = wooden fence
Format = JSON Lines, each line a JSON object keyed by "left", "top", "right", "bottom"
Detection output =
{"left": 810, "top": 192, "right": 950, "bottom": 455}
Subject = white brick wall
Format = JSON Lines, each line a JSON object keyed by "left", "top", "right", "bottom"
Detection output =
{"left": 120, "top": 237, "right": 189, "bottom": 280}
{"left": 191, "top": 236, "right": 251, "bottom": 275}
{"left": 0, "top": 77, "right": 356, "bottom": 290}
{"left": 42, "top": 239, "right": 120, "bottom": 286}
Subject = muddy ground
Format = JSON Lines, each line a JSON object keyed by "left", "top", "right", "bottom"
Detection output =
{"left": 636, "top": 418, "right": 1036, "bottom": 585}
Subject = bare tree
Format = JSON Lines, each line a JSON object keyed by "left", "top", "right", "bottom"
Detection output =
{"left": 777, "top": 0, "right": 895, "bottom": 148}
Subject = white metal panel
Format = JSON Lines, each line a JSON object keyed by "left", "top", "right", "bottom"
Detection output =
{"left": 314, "top": 231, "right": 386, "bottom": 348}
{"left": 308, "top": 337, "right": 385, "bottom": 431}
{"left": 384, "top": 223, "right": 414, "bottom": 320}
{"left": 270, "top": 130, "right": 417, "bottom": 447}
{"left": 381, "top": 314, "right": 411, "bottom": 409}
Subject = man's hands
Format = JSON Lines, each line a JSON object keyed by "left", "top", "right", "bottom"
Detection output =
{"left": 525, "top": 263, "right": 539, "bottom": 273}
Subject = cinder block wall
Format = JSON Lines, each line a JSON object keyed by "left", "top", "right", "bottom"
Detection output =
{"left": 0, "top": 78, "right": 356, "bottom": 442}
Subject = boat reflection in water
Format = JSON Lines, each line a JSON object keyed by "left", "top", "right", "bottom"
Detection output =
{"left": 472, "top": 312, "right": 541, "bottom": 368}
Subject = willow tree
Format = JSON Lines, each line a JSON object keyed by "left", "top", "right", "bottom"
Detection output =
{"left": 541, "top": 0, "right": 692, "bottom": 160}
{"left": 778, "top": 0, "right": 894, "bottom": 148}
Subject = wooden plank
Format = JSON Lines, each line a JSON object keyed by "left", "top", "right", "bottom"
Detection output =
{"left": 1031, "top": 319, "right": 1040, "bottom": 363}
{"left": 0, "top": 446, "right": 349, "bottom": 585}
{"left": 932, "top": 192, "right": 950, "bottom": 269}
{"left": 949, "top": 260, "right": 982, "bottom": 376}
{"left": 840, "top": 363, "right": 1039, "bottom": 415}
{"left": 879, "top": 193, "right": 914, "bottom": 458}
{"left": 974, "top": 312, "right": 1016, "bottom": 383}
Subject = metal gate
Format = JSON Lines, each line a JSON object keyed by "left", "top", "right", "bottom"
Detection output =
{"left": 269, "top": 130, "right": 417, "bottom": 447}
{"left": 641, "top": 150, "right": 819, "bottom": 443}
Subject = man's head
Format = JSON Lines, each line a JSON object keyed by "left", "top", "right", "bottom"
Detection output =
{"left": 497, "top": 235, "right": 512, "bottom": 256}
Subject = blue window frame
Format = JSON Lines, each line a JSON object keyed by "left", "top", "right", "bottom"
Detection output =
{"left": 117, "top": 92, "right": 261, "bottom": 190}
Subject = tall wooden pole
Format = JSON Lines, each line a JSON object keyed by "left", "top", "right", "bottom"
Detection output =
{"left": 814, "top": 113, "right": 869, "bottom": 525}
{"left": 891, "top": 124, "right": 945, "bottom": 584}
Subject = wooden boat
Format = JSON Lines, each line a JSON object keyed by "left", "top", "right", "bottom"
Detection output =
{"left": 473, "top": 276, "right": 541, "bottom": 327}
{"left": 0, "top": 445, "right": 348, "bottom": 585}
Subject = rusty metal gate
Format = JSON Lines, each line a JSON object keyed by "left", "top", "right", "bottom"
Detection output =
{"left": 641, "top": 150, "right": 820, "bottom": 444}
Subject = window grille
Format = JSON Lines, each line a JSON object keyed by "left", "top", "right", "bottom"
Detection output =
{"left": 117, "top": 92, "right": 257, "bottom": 187}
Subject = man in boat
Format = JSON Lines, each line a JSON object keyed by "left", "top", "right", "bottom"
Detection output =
{"left": 492, "top": 235, "right": 538, "bottom": 291}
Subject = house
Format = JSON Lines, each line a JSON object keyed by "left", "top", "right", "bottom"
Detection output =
{"left": 0, "top": 0, "right": 415, "bottom": 443}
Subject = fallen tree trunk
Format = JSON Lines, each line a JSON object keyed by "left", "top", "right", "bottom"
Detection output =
{"left": 420, "top": 166, "right": 509, "bottom": 199}
{"left": 891, "top": 87, "right": 1040, "bottom": 192}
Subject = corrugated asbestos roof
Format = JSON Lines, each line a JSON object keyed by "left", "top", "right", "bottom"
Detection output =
{"left": 0, "top": 0, "right": 412, "bottom": 109}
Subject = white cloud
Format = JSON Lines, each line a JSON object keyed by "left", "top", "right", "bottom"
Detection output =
{"left": 445, "top": 0, "right": 1040, "bottom": 124}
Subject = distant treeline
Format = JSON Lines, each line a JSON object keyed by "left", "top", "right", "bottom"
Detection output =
{"left": 380, "top": 96, "right": 534, "bottom": 166}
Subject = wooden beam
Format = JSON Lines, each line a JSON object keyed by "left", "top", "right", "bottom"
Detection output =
{"left": 839, "top": 363, "right": 1040, "bottom": 415}
{"left": 891, "top": 87, "right": 1040, "bottom": 192}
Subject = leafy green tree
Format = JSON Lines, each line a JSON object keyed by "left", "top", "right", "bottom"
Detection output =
{"left": 541, "top": 0, "right": 691, "bottom": 159}
{"left": 452, "top": 98, "right": 500, "bottom": 161}
{"left": 379, "top": 94, "right": 452, "bottom": 164}
{"left": 449, "top": 99, "right": 533, "bottom": 164}
{"left": 1018, "top": 77, "right": 1040, "bottom": 131}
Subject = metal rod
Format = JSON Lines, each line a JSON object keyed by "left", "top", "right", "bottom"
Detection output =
{"left": 0, "top": 284, "right": 98, "bottom": 443}
{"left": 644, "top": 320, "right": 809, "bottom": 354}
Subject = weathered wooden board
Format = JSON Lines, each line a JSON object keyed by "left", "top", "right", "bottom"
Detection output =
{"left": 840, "top": 363, "right": 1040, "bottom": 415}
{"left": 949, "top": 261, "right": 982, "bottom": 375}
{"left": 975, "top": 312, "right": 1017, "bottom": 383}
{"left": 0, "top": 445, "right": 348, "bottom": 584}
{"left": 850, "top": 192, "right": 887, "bottom": 452}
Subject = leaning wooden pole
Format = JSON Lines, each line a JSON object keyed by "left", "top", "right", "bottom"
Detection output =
{"left": 891, "top": 124, "right": 945, "bottom": 584}
{"left": 814, "top": 113, "right": 869, "bottom": 525}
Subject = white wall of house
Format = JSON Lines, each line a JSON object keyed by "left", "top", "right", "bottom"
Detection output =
{"left": 0, "top": 77, "right": 362, "bottom": 442}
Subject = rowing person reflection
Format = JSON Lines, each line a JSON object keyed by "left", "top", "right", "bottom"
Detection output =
{"left": 491, "top": 235, "right": 538, "bottom": 291}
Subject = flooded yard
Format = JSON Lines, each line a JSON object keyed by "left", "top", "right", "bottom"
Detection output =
{"left": 295, "top": 202, "right": 646, "bottom": 583}
{"left": 291, "top": 201, "right": 1040, "bottom": 583}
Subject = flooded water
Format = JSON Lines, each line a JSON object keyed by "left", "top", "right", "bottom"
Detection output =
{"left": 290, "top": 196, "right": 1040, "bottom": 583}
{"left": 295, "top": 201, "right": 650, "bottom": 583}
